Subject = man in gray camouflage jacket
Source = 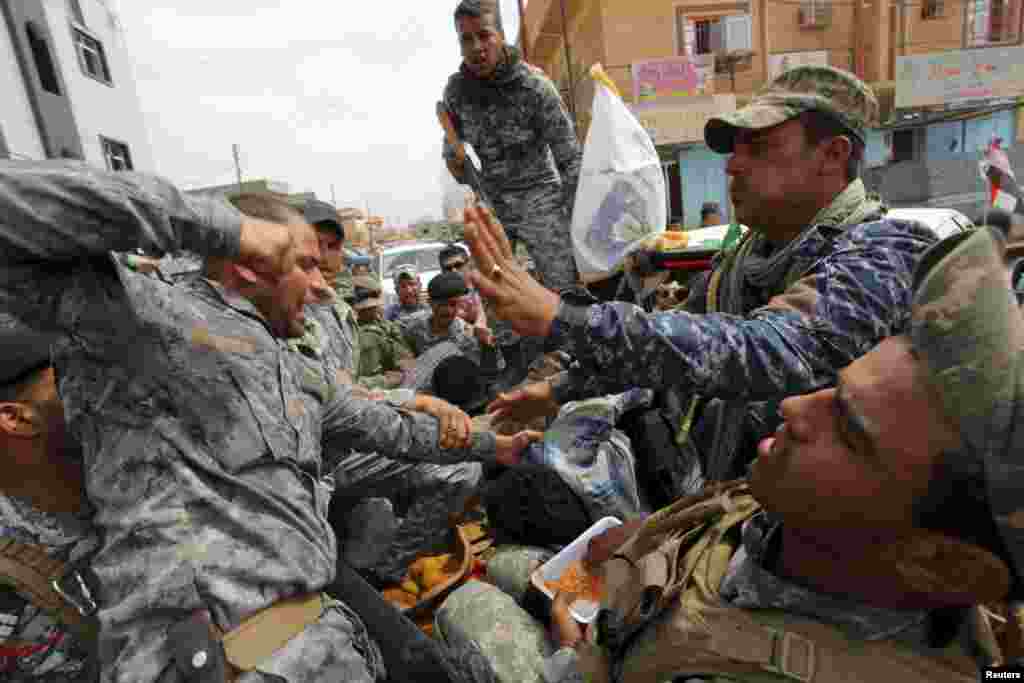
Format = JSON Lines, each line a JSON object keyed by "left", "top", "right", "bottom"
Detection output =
{"left": 0, "top": 162, "right": 538, "bottom": 683}
{"left": 442, "top": 0, "right": 581, "bottom": 293}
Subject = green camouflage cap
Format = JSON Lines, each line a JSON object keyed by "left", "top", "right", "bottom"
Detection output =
{"left": 351, "top": 275, "right": 384, "bottom": 310}
{"left": 705, "top": 65, "right": 879, "bottom": 154}
{"left": 909, "top": 227, "right": 1024, "bottom": 580}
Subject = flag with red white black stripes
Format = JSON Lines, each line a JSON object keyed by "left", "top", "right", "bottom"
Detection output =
{"left": 979, "top": 139, "right": 1024, "bottom": 216}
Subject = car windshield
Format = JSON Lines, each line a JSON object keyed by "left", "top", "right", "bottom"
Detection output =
{"left": 380, "top": 246, "right": 446, "bottom": 279}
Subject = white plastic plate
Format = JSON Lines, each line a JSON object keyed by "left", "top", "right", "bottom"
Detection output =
{"left": 530, "top": 516, "right": 622, "bottom": 623}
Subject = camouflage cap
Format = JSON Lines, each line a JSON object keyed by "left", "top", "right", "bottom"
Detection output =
{"left": 705, "top": 65, "right": 879, "bottom": 154}
{"left": 351, "top": 275, "right": 384, "bottom": 310}
{"left": 909, "top": 227, "right": 1024, "bottom": 579}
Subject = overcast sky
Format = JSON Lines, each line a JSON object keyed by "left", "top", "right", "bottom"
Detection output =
{"left": 112, "top": 1, "right": 522, "bottom": 225}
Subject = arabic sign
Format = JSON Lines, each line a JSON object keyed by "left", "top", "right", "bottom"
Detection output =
{"left": 628, "top": 95, "right": 737, "bottom": 146}
{"left": 896, "top": 46, "right": 1024, "bottom": 109}
{"left": 768, "top": 51, "right": 828, "bottom": 80}
{"left": 631, "top": 55, "right": 715, "bottom": 103}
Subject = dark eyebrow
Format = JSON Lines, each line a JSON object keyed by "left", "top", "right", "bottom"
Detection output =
{"left": 835, "top": 377, "right": 880, "bottom": 460}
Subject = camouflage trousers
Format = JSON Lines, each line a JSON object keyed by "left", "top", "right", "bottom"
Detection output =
{"left": 491, "top": 183, "right": 577, "bottom": 294}
{"left": 435, "top": 580, "right": 555, "bottom": 683}
{"left": 330, "top": 453, "right": 483, "bottom": 583}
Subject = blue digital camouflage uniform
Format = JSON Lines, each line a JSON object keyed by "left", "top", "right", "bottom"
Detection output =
{"left": 443, "top": 46, "right": 581, "bottom": 292}
{"left": 0, "top": 494, "right": 97, "bottom": 682}
{"left": 548, "top": 180, "right": 937, "bottom": 485}
{"left": 0, "top": 161, "right": 503, "bottom": 683}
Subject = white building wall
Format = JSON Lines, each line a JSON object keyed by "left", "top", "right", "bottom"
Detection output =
{"left": 41, "top": 0, "right": 154, "bottom": 171}
{"left": 0, "top": 17, "right": 46, "bottom": 159}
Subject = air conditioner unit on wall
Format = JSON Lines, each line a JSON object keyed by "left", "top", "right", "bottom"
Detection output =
{"left": 710, "top": 14, "right": 753, "bottom": 53}
{"left": 799, "top": 0, "right": 832, "bottom": 28}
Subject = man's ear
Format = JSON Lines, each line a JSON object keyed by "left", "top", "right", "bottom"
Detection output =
{"left": 0, "top": 402, "right": 43, "bottom": 438}
{"left": 821, "top": 135, "right": 853, "bottom": 177}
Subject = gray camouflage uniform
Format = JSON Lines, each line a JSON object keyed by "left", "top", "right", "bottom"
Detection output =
{"left": 290, "top": 277, "right": 486, "bottom": 585}
{"left": 0, "top": 161, "right": 503, "bottom": 683}
{"left": 443, "top": 46, "right": 581, "bottom": 292}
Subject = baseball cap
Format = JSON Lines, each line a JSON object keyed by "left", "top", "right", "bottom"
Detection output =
{"left": 304, "top": 200, "right": 344, "bottom": 240}
{"left": 0, "top": 313, "right": 57, "bottom": 387}
{"left": 428, "top": 271, "right": 469, "bottom": 302}
{"left": 705, "top": 65, "right": 879, "bottom": 154}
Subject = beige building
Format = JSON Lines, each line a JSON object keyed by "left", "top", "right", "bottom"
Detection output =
{"left": 523, "top": 0, "right": 1023, "bottom": 225}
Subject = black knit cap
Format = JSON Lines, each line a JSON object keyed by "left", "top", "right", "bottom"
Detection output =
{"left": 0, "top": 313, "right": 56, "bottom": 387}
{"left": 428, "top": 271, "right": 469, "bottom": 302}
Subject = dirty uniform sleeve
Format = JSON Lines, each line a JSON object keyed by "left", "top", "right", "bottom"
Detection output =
{"left": 0, "top": 161, "right": 241, "bottom": 330}
{"left": 534, "top": 75, "right": 581, "bottom": 210}
{"left": 548, "top": 227, "right": 928, "bottom": 404}
{"left": 321, "top": 385, "right": 498, "bottom": 470}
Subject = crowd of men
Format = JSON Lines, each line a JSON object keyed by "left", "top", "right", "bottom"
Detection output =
{"left": 2, "top": 0, "right": 1024, "bottom": 682}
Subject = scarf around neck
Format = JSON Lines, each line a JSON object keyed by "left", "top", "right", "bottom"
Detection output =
{"left": 700, "top": 179, "right": 886, "bottom": 482}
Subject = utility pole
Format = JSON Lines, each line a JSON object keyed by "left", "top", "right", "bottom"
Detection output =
{"left": 231, "top": 144, "right": 242, "bottom": 194}
{"left": 517, "top": 0, "right": 529, "bottom": 61}
{"left": 558, "top": 0, "right": 578, "bottom": 130}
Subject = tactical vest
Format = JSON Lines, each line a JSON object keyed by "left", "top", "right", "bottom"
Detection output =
{"left": 0, "top": 536, "right": 100, "bottom": 681}
{"left": 576, "top": 481, "right": 979, "bottom": 683}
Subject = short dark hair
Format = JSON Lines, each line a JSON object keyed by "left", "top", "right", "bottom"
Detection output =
{"left": 439, "top": 244, "right": 468, "bottom": 267}
{"left": 454, "top": 0, "right": 502, "bottom": 31}
{"left": 0, "top": 364, "right": 49, "bottom": 403}
{"left": 433, "top": 355, "right": 482, "bottom": 409}
{"left": 799, "top": 110, "right": 864, "bottom": 183}
{"left": 229, "top": 193, "right": 303, "bottom": 225}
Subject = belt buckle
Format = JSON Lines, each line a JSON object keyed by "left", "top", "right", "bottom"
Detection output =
{"left": 766, "top": 629, "right": 816, "bottom": 683}
{"left": 51, "top": 568, "right": 98, "bottom": 618}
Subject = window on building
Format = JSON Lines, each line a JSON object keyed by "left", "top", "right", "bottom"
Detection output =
{"left": 969, "top": 0, "right": 1021, "bottom": 45}
{"left": 67, "top": 0, "right": 86, "bottom": 25}
{"left": 799, "top": 0, "right": 833, "bottom": 27}
{"left": 890, "top": 129, "right": 918, "bottom": 163}
{"left": 100, "top": 137, "right": 133, "bottom": 171}
{"left": 921, "top": 0, "right": 945, "bottom": 18}
{"left": 73, "top": 28, "right": 112, "bottom": 84}
{"left": 694, "top": 19, "right": 714, "bottom": 55}
{"left": 25, "top": 22, "right": 62, "bottom": 95}
{"left": 675, "top": 8, "right": 752, "bottom": 74}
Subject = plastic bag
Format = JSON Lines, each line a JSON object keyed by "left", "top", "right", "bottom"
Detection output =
{"left": 571, "top": 65, "right": 667, "bottom": 282}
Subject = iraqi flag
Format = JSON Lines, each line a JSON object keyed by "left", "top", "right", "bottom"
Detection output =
{"left": 980, "top": 140, "right": 1024, "bottom": 217}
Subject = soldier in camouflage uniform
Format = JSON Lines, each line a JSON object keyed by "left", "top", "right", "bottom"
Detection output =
{"left": 0, "top": 318, "right": 97, "bottom": 682}
{"left": 350, "top": 277, "right": 415, "bottom": 390}
{"left": 438, "top": 226, "right": 1024, "bottom": 682}
{"left": 477, "top": 65, "right": 939, "bottom": 492}
{"left": 442, "top": 0, "right": 581, "bottom": 293}
{"left": 384, "top": 266, "right": 429, "bottom": 324}
{"left": 305, "top": 200, "right": 363, "bottom": 380}
{"left": 0, "top": 162, "right": 539, "bottom": 683}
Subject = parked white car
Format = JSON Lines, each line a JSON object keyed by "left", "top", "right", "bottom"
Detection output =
{"left": 886, "top": 207, "right": 973, "bottom": 240}
{"left": 374, "top": 241, "right": 450, "bottom": 307}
